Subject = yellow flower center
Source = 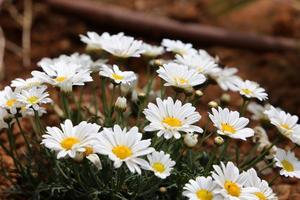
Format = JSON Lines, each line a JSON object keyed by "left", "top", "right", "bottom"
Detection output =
{"left": 224, "top": 181, "right": 241, "bottom": 197}
{"left": 112, "top": 73, "right": 124, "bottom": 81}
{"left": 196, "top": 189, "right": 213, "bottom": 200}
{"left": 197, "top": 67, "right": 204, "bottom": 73}
{"left": 152, "top": 162, "right": 165, "bottom": 173}
{"left": 241, "top": 88, "right": 253, "bottom": 95}
{"left": 174, "top": 77, "right": 189, "bottom": 85}
{"left": 27, "top": 96, "right": 39, "bottom": 104}
{"left": 255, "top": 192, "right": 267, "bottom": 200}
{"left": 54, "top": 76, "right": 67, "bottom": 83}
{"left": 60, "top": 137, "right": 80, "bottom": 150}
{"left": 221, "top": 123, "right": 236, "bottom": 134}
{"left": 162, "top": 117, "right": 182, "bottom": 127}
{"left": 281, "top": 160, "right": 294, "bottom": 172}
{"left": 84, "top": 146, "right": 94, "bottom": 156}
{"left": 112, "top": 145, "right": 132, "bottom": 160}
{"left": 280, "top": 124, "right": 291, "bottom": 131}
{"left": 6, "top": 98, "right": 17, "bottom": 107}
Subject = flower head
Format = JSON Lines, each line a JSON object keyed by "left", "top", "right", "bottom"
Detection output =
{"left": 42, "top": 119, "right": 101, "bottom": 160}
{"left": 100, "top": 34, "right": 144, "bottom": 58}
{"left": 247, "top": 102, "right": 271, "bottom": 121}
{"left": 183, "top": 176, "right": 221, "bottom": 200}
{"left": 16, "top": 86, "right": 52, "bottom": 110}
{"left": 146, "top": 151, "right": 175, "bottom": 179}
{"left": 212, "top": 67, "right": 242, "bottom": 91}
{"left": 235, "top": 80, "right": 268, "bottom": 101}
{"left": 162, "top": 39, "right": 196, "bottom": 55}
{"left": 96, "top": 125, "right": 154, "bottom": 174}
{"left": 11, "top": 77, "right": 42, "bottom": 90}
{"left": 144, "top": 97, "right": 203, "bottom": 139}
{"left": 0, "top": 86, "right": 21, "bottom": 114}
{"left": 157, "top": 63, "right": 206, "bottom": 90}
{"left": 212, "top": 162, "right": 258, "bottom": 200}
{"left": 175, "top": 53, "right": 220, "bottom": 76}
{"left": 142, "top": 43, "right": 164, "bottom": 57}
{"left": 245, "top": 168, "right": 278, "bottom": 200}
{"left": 100, "top": 65, "right": 137, "bottom": 85}
{"left": 274, "top": 148, "right": 300, "bottom": 178}
{"left": 265, "top": 107, "right": 300, "bottom": 144}
{"left": 209, "top": 107, "right": 254, "bottom": 140}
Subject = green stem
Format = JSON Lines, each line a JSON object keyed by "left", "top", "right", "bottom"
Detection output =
{"left": 15, "top": 115, "right": 32, "bottom": 154}
{"left": 61, "top": 92, "right": 71, "bottom": 119}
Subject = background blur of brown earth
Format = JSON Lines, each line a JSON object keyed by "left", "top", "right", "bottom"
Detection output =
{"left": 1, "top": 0, "right": 300, "bottom": 199}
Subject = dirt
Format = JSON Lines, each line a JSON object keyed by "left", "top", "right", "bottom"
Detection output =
{"left": 1, "top": 0, "right": 300, "bottom": 199}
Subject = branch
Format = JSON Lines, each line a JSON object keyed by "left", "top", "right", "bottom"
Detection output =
{"left": 22, "top": 0, "right": 32, "bottom": 68}
{"left": 46, "top": 0, "right": 300, "bottom": 52}
{"left": 0, "top": 26, "right": 5, "bottom": 81}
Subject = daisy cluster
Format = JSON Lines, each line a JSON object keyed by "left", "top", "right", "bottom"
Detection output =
{"left": 1, "top": 31, "right": 299, "bottom": 199}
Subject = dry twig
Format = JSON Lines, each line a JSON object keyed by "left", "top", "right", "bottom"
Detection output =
{"left": 0, "top": 27, "right": 5, "bottom": 80}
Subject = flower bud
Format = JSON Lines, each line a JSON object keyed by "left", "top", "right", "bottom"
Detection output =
{"left": 195, "top": 90, "right": 203, "bottom": 97}
{"left": 138, "top": 92, "right": 146, "bottom": 101}
{"left": 214, "top": 136, "right": 224, "bottom": 145}
{"left": 220, "top": 93, "right": 231, "bottom": 103}
{"left": 159, "top": 187, "right": 167, "bottom": 193}
{"left": 208, "top": 101, "right": 218, "bottom": 108}
{"left": 115, "top": 97, "right": 127, "bottom": 112}
{"left": 184, "top": 133, "right": 198, "bottom": 147}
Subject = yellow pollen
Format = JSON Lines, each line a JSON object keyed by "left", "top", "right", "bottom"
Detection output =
{"left": 224, "top": 181, "right": 241, "bottom": 197}
{"left": 281, "top": 160, "right": 294, "bottom": 172}
{"left": 112, "top": 73, "right": 124, "bottom": 81}
{"left": 255, "top": 192, "right": 267, "bottom": 200}
{"left": 112, "top": 145, "right": 132, "bottom": 160}
{"left": 27, "top": 96, "right": 39, "bottom": 104}
{"left": 241, "top": 88, "right": 253, "bottom": 95}
{"left": 84, "top": 146, "right": 93, "bottom": 156}
{"left": 221, "top": 123, "right": 236, "bottom": 134}
{"left": 152, "top": 162, "right": 165, "bottom": 173}
{"left": 196, "top": 189, "right": 213, "bottom": 200}
{"left": 280, "top": 124, "right": 291, "bottom": 130}
{"left": 174, "top": 77, "right": 189, "bottom": 85}
{"left": 60, "top": 137, "right": 80, "bottom": 150}
{"left": 197, "top": 67, "right": 204, "bottom": 73}
{"left": 6, "top": 98, "right": 17, "bottom": 107}
{"left": 54, "top": 76, "right": 67, "bottom": 83}
{"left": 162, "top": 117, "right": 182, "bottom": 127}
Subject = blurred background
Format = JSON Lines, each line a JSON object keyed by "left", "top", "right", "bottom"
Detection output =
{"left": 0, "top": 0, "right": 300, "bottom": 116}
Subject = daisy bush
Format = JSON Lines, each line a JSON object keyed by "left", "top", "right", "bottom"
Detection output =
{"left": 1, "top": 31, "right": 299, "bottom": 200}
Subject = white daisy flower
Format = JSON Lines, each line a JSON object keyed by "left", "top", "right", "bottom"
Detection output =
{"left": 32, "top": 59, "right": 93, "bottom": 92}
{"left": 245, "top": 168, "right": 278, "bottom": 200}
{"left": 175, "top": 53, "right": 220, "bottom": 76}
{"left": 96, "top": 125, "right": 154, "bottom": 174}
{"left": 16, "top": 86, "right": 52, "bottom": 110}
{"left": 142, "top": 43, "right": 165, "bottom": 57}
{"left": 212, "top": 162, "right": 258, "bottom": 200}
{"left": 264, "top": 106, "right": 282, "bottom": 120}
{"left": 143, "top": 97, "right": 203, "bottom": 139}
{"left": 0, "top": 86, "right": 21, "bottom": 114}
{"left": 198, "top": 49, "right": 218, "bottom": 62}
{"left": 183, "top": 176, "right": 222, "bottom": 200}
{"left": 265, "top": 107, "right": 300, "bottom": 144}
{"left": 80, "top": 31, "right": 124, "bottom": 50}
{"left": 11, "top": 77, "right": 42, "bottom": 90}
{"left": 274, "top": 148, "right": 300, "bottom": 178}
{"left": 146, "top": 151, "right": 175, "bottom": 179}
{"left": 20, "top": 106, "right": 47, "bottom": 117}
{"left": 235, "top": 80, "right": 268, "bottom": 101}
{"left": 209, "top": 107, "right": 254, "bottom": 140}
{"left": 161, "top": 38, "right": 196, "bottom": 55}
{"left": 157, "top": 63, "right": 206, "bottom": 90}
{"left": 247, "top": 102, "right": 271, "bottom": 121}
{"left": 41, "top": 119, "right": 101, "bottom": 159}
{"left": 99, "top": 65, "right": 137, "bottom": 85}
{"left": 100, "top": 34, "right": 144, "bottom": 58}
{"left": 212, "top": 67, "right": 242, "bottom": 91}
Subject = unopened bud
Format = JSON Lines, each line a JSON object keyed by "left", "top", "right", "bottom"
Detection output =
{"left": 138, "top": 92, "right": 146, "bottom": 101}
{"left": 184, "top": 133, "right": 198, "bottom": 147}
{"left": 195, "top": 90, "right": 204, "bottom": 97}
{"left": 214, "top": 136, "right": 224, "bottom": 145}
{"left": 220, "top": 93, "right": 231, "bottom": 103}
{"left": 115, "top": 97, "right": 127, "bottom": 112}
{"left": 159, "top": 187, "right": 167, "bottom": 193}
{"left": 208, "top": 101, "right": 218, "bottom": 108}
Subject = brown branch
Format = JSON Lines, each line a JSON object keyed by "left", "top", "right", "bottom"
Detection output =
{"left": 22, "top": 0, "right": 32, "bottom": 68}
{"left": 0, "top": 26, "right": 5, "bottom": 81}
{"left": 3, "top": 2, "right": 23, "bottom": 26}
{"left": 46, "top": 0, "right": 300, "bottom": 52}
